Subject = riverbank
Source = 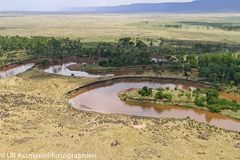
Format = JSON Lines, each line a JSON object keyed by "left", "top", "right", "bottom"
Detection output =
{"left": 119, "top": 87, "right": 240, "bottom": 120}
{"left": 67, "top": 75, "right": 211, "bottom": 96}
{"left": 0, "top": 57, "right": 35, "bottom": 71}
{"left": 2, "top": 56, "right": 240, "bottom": 98}
{"left": 67, "top": 63, "right": 156, "bottom": 75}
{"left": 0, "top": 68, "right": 240, "bottom": 159}
{"left": 0, "top": 56, "right": 98, "bottom": 72}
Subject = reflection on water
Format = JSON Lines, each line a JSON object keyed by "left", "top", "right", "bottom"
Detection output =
{"left": 0, "top": 63, "right": 34, "bottom": 79}
{"left": 44, "top": 62, "right": 114, "bottom": 78}
{"left": 70, "top": 82, "right": 240, "bottom": 131}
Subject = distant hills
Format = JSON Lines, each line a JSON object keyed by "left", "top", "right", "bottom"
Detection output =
{"left": 65, "top": 0, "right": 240, "bottom": 13}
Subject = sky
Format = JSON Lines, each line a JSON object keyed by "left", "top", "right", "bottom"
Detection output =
{"left": 0, "top": 0, "right": 193, "bottom": 11}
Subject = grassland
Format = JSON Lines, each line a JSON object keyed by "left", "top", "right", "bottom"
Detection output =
{"left": 1, "top": 13, "right": 240, "bottom": 43}
{"left": 0, "top": 68, "right": 239, "bottom": 159}
{"left": 1, "top": 12, "right": 240, "bottom": 159}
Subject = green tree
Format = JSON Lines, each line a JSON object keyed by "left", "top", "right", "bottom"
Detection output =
{"left": 138, "top": 86, "right": 152, "bottom": 97}
{"left": 155, "top": 91, "right": 164, "bottom": 99}
{"left": 234, "top": 72, "right": 240, "bottom": 83}
{"left": 206, "top": 89, "right": 219, "bottom": 105}
{"left": 194, "top": 96, "right": 205, "bottom": 107}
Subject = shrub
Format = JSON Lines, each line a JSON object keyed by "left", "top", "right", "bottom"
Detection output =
{"left": 138, "top": 86, "right": 152, "bottom": 97}
{"left": 206, "top": 89, "right": 219, "bottom": 104}
{"left": 155, "top": 91, "right": 172, "bottom": 101}
{"left": 232, "top": 103, "right": 240, "bottom": 112}
{"left": 155, "top": 91, "right": 164, "bottom": 99}
{"left": 164, "top": 94, "right": 172, "bottom": 101}
{"left": 195, "top": 96, "right": 205, "bottom": 107}
{"left": 207, "top": 97, "right": 219, "bottom": 105}
{"left": 157, "top": 87, "right": 164, "bottom": 91}
{"left": 138, "top": 90, "right": 147, "bottom": 96}
{"left": 208, "top": 105, "right": 221, "bottom": 113}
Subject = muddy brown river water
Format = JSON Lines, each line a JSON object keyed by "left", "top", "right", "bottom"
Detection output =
{"left": 70, "top": 81, "right": 240, "bottom": 132}
{"left": 1, "top": 62, "right": 240, "bottom": 131}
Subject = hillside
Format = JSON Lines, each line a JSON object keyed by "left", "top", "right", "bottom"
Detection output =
{"left": 65, "top": 0, "right": 240, "bottom": 13}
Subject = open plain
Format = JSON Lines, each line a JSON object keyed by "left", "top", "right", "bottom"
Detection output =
{"left": 0, "top": 13, "right": 240, "bottom": 43}
{"left": 0, "top": 12, "right": 240, "bottom": 160}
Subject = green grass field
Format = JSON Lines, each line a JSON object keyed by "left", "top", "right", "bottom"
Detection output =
{"left": 1, "top": 13, "right": 240, "bottom": 43}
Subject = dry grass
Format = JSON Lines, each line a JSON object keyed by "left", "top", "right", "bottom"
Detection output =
{"left": 0, "top": 68, "right": 239, "bottom": 159}
{"left": 0, "top": 13, "right": 240, "bottom": 43}
{"left": 0, "top": 13, "right": 240, "bottom": 159}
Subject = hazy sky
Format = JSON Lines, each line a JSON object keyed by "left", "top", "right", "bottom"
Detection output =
{"left": 0, "top": 0, "right": 193, "bottom": 11}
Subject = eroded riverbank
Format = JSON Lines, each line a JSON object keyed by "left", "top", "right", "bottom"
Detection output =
{"left": 0, "top": 63, "right": 34, "bottom": 78}
{"left": 0, "top": 69, "right": 239, "bottom": 159}
{"left": 68, "top": 77, "right": 240, "bottom": 131}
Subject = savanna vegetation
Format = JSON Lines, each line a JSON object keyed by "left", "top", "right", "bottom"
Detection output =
{"left": 121, "top": 86, "right": 240, "bottom": 114}
{"left": 0, "top": 13, "right": 240, "bottom": 159}
{"left": 180, "top": 21, "right": 240, "bottom": 31}
{"left": 2, "top": 13, "right": 240, "bottom": 43}
{"left": 0, "top": 14, "right": 240, "bottom": 108}
{"left": 1, "top": 35, "right": 240, "bottom": 87}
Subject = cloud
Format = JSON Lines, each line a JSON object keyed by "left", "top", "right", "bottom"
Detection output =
{"left": 0, "top": 0, "right": 193, "bottom": 11}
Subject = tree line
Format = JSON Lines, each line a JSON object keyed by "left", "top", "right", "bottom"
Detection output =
{"left": 0, "top": 36, "right": 82, "bottom": 58}
{"left": 183, "top": 53, "right": 240, "bottom": 84}
{"left": 1, "top": 36, "right": 240, "bottom": 85}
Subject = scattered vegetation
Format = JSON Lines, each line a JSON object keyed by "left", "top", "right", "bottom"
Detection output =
{"left": 201, "top": 89, "right": 240, "bottom": 113}
{"left": 162, "top": 24, "right": 182, "bottom": 29}
{"left": 181, "top": 21, "right": 240, "bottom": 31}
{"left": 124, "top": 87, "right": 240, "bottom": 113}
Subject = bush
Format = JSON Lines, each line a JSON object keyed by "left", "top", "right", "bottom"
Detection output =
{"left": 208, "top": 105, "right": 221, "bottom": 113}
{"left": 157, "top": 87, "right": 164, "bottom": 91}
{"left": 207, "top": 97, "right": 219, "bottom": 105}
{"left": 164, "top": 94, "right": 172, "bottom": 101}
{"left": 138, "top": 90, "right": 147, "bottom": 96}
{"left": 138, "top": 86, "right": 152, "bottom": 97}
{"left": 155, "top": 91, "right": 172, "bottom": 101}
{"left": 195, "top": 96, "right": 205, "bottom": 107}
{"left": 206, "top": 89, "right": 219, "bottom": 105}
{"left": 155, "top": 91, "right": 164, "bottom": 99}
{"left": 232, "top": 103, "right": 240, "bottom": 112}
